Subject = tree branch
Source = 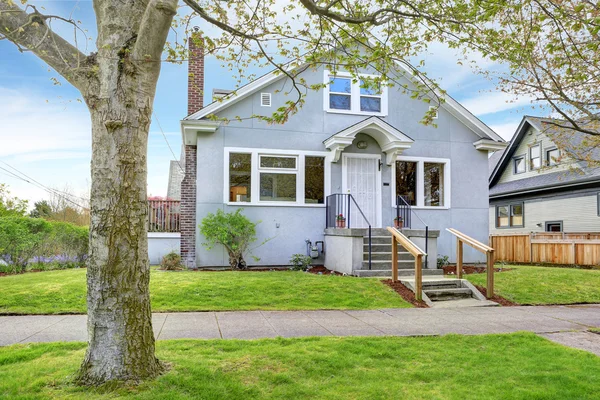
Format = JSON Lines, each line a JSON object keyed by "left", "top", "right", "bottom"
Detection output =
{"left": 0, "top": 0, "right": 89, "bottom": 91}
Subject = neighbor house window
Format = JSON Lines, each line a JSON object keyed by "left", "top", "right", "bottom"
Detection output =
{"left": 394, "top": 157, "right": 450, "bottom": 208}
{"left": 325, "top": 70, "right": 387, "bottom": 115}
{"left": 545, "top": 221, "right": 563, "bottom": 232}
{"left": 226, "top": 148, "right": 327, "bottom": 206}
{"left": 229, "top": 153, "right": 252, "bottom": 202}
{"left": 530, "top": 144, "right": 541, "bottom": 170}
{"left": 546, "top": 148, "right": 560, "bottom": 166}
{"left": 496, "top": 202, "right": 524, "bottom": 228}
{"left": 513, "top": 156, "right": 526, "bottom": 174}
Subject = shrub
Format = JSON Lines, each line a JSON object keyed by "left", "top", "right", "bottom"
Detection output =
{"left": 200, "top": 209, "right": 260, "bottom": 270}
{"left": 289, "top": 254, "right": 312, "bottom": 271}
{"left": 160, "top": 251, "right": 183, "bottom": 271}
{"left": 437, "top": 255, "right": 450, "bottom": 269}
{"left": 0, "top": 216, "right": 89, "bottom": 274}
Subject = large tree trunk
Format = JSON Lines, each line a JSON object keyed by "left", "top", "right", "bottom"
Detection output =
{"left": 74, "top": 0, "right": 176, "bottom": 385}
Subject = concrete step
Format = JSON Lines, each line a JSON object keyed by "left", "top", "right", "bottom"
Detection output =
{"left": 422, "top": 280, "right": 462, "bottom": 290}
{"left": 353, "top": 269, "right": 444, "bottom": 278}
{"left": 364, "top": 244, "right": 409, "bottom": 252}
{"left": 363, "top": 236, "right": 396, "bottom": 245}
{"left": 361, "top": 260, "right": 416, "bottom": 270}
{"left": 363, "top": 252, "right": 414, "bottom": 261}
{"left": 424, "top": 288, "right": 474, "bottom": 301}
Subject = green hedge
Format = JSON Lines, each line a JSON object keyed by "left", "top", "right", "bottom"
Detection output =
{"left": 0, "top": 217, "right": 89, "bottom": 274}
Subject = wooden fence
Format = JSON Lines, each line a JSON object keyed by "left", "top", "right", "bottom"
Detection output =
{"left": 489, "top": 232, "right": 600, "bottom": 266}
{"left": 147, "top": 200, "right": 180, "bottom": 232}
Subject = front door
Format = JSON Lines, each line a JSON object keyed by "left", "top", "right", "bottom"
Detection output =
{"left": 342, "top": 154, "right": 381, "bottom": 228}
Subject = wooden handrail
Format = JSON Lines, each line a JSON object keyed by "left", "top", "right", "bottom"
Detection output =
{"left": 446, "top": 228, "right": 495, "bottom": 299}
{"left": 387, "top": 227, "right": 427, "bottom": 301}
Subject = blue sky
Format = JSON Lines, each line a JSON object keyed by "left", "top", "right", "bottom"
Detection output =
{"left": 0, "top": 1, "right": 541, "bottom": 205}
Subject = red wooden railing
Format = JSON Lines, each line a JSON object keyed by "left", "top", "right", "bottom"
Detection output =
{"left": 147, "top": 199, "right": 180, "bottom": 232}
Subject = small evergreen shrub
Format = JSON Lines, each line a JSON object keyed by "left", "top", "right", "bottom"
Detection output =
{"left": 160, "top": 251, "right": 183, "bottom": 271}
{"left": 290, "top": 254, "right": 312, "bottom": 271}
{"left": 437, "top": 255, "right": 450, "bottom": 269}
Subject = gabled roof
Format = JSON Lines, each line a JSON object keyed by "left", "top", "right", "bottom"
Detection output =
{"left": 185, "top": 60, "right": 505, "bottom": 143}
{"left": 489, "top": 115, "right": 600, "bottom": 195}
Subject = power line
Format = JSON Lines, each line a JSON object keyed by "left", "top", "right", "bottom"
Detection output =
{"left": 153, "top": 112, "right": 183, "bottom": 171}
{"left": 0, "top": 161, "right": 89, "bottom": 210}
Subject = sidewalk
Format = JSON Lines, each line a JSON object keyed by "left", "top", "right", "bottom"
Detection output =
{"left": 1, "top": 305, "right": 598, "bottom": 347}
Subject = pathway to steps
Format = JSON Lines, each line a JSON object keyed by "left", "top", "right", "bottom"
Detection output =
{"left": 1, "top": 305, "right": 598, "bottom": 349}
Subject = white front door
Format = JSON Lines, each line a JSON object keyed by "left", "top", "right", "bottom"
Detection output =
{"left": 342, "top": 154, "right": 381, "bottom": 228}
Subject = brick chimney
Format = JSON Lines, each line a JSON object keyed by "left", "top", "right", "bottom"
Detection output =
{"left": 181, "top": 28, "right": 203, "bottom": 269}
{"left": 187, "top": 28, "right": 204, "bottom": 115}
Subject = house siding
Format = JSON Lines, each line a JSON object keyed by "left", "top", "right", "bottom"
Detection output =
{"left": 489, "top": 190, "right": 600, "bottom": 234}
{"left": 192, "top": 65, "right": 491, "bottom": 266}
{"left": 498, "top": 126, "right": 573, "bottom": 184}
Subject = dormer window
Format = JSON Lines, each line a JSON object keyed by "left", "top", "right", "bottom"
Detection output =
{"left": 324, "top": 70, "right": 387, "bottom": 116}
{"left": 546, "top": 148, "right": 560, "bottom": 166}
{"left": 530, "top": 143, "right": 541, "bottom": 170}
{"left": 514, "top": 156, "right": 526, "bottom": 174}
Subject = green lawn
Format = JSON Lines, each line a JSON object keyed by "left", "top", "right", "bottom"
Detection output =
{"left": 0, "top": 268, "right": 410, "bottom": 314}
{"left": 466, "top": 265, "right": 600, "bottom": 305}
{"left": 1, "top": 333, "right": 599, "bottom": 399}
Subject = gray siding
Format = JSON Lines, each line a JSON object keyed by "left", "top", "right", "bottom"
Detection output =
{"left": 489, "top": 191, "right": 600, "bottom": 234}
{"left": 498, "top": 126, "right": 574, "bottom": 184}
{"left": 193, "top": 65, "right": 491, "bottom": 266}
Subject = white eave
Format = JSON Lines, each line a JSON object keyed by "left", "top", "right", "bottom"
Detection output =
{"left": 473, "top": 138, "right": 508, "bottom": 152}
{"left": 324, "top": 117, "right": 414, "bottom": 165}
{"left": 181, "top": 120, "right": 220, "bottom": 145}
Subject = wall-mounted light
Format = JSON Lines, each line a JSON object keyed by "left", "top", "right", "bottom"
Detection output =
{"left": 356, "top": 140, "right": 368, "bottom": 149}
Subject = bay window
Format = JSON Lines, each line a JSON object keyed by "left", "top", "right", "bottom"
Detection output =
{"left": 226, "top": 148, "right": 327, "bottom": 206}
{"left": 394, "top": 157, "right": 450, "bottom": 208}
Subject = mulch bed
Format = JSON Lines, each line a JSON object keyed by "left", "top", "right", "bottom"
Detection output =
{"left": 472, "top": 284, "right": 520, "bottom": 306}
{"left": 382, "top": 279, "right": 428, "bottom": 308}
{"left": 306, "top": 265, "right": 342, "bottom": 276}
{"left": 442, "top": 265, "right": 513, "bottom": 275}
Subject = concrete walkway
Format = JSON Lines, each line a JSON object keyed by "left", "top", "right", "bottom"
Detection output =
{"left": 1, "top": 305, "right": 598, "bottom": 347}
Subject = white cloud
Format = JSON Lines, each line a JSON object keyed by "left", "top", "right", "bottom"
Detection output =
{"left": 460, "top": 91, "right": 535, "bottom": 117}
{"left": 489, "top": 121, "right": 521, "bottom": 141}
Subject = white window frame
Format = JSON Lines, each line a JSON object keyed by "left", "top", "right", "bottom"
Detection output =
{"left": 323, "top": 70, "right": 388, "bottom": 116}
{"left": 224, "top": 147, "right": 330, "bottom": 207}
{"left": 391, "top": 156, "right": 451, "bottom": 210}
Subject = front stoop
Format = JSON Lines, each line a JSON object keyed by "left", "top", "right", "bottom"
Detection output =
{"left": 353, "top": 234, "right": 443, "bottom": 278}
{"left": 401, "top": 278, "right": 498, "bottom": 308}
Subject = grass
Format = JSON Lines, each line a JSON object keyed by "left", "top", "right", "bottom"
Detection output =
{"left": 0, "top": 333, "right": 599, "bottom": 399}
{"left": 0, "top": 268, "right": 410, "bottom": 314}
{"left": 465, "top": 264, "right": 600, "bottom": 305}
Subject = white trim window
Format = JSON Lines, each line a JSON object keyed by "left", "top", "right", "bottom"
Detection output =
{"left": 324, "top": 70, "right": 388, "bottom": 116}
{"left": 392, "top": 156, "right": 451, "bottom": 209}
{"left": 225, "top": 148, "right": 329, "bottom": 206}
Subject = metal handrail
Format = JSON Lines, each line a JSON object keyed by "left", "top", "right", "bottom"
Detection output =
{"left": 396, "top": 195, "right": 429, "bottom": 269}
{"left": 325, "top": 193, "right": 372, "bottom": 270}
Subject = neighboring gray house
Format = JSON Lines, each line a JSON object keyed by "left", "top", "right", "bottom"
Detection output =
{"left": 178, "top": 43, "right": 506, "bottom": 272}
{"left": 489, "top": 116, "right": 600, "bottom": 234}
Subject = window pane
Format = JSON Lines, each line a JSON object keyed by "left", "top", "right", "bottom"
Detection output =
{"left": 531, "top": 157, "right": 541, "bottom": 169}
{"left": 514, "top": 157, "right": 525, "bottom": 173}
{"left": 359, "top": 79, "right": 381, "bottom": 95}
{"left": 260, "top": 156, "right": 296, "bottom": 169}
{"left": 229, "top": 153, "right": 251, "bottom": 202}
{"left": 530, "top": 145, "right": 540, "bottom": 158}
{"left": 305, "top": 156, "right": 325, "bottom": 204}
{"left": 547, "top": 149, "right": 560, "bottom": 166}
{"left": 424, "top": 162, "right": 444, "bottom": 207}
{"left": 329, "top": 77, "right": 351, "bottom": 93}
{"left": 260, "top": 173, "right": 296, "bottom": 202}
{"left": 329, "top": 94, "right": 351, "bottom": 110}
{"left": 395, "top": 161, "right": 417, "bottom": 206}
{"left": 511, "top": 204, "right": 523, "bottom": 226}
{"left": 497, "top": 206, "right": 509, "bottom": 227}
{"left": 360, "top": 97, "right": 381, "bottom": 112}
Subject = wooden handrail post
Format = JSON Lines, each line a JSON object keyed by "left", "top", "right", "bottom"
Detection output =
{"left": 392, "top": 236, "right": 398, "bottom": 282}
{"left": 456, "top": 239, "right": 463, "bottom": 279}
{"left": 486, "top": 250, "right": 495, "bottom": 298}
{"left": 415, "top": 254, "right": 423, "bottom": 301}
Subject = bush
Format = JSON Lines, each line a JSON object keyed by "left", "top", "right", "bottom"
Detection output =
{"left": 160, "top": 251, "right": 183, "bottom": 271}
{"left": 290, "top": 254, "right": 312, "bottom": 271}
{"left": 0, "top": 216, "right": 88, "bottom": 274}
{"left": 437, "top": 255, "right": 449, "bottom": 269}
{"left": 200, "top": 209, "right": 260, "bottom": 270}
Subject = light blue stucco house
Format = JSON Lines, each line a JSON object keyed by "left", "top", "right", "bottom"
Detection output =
{"left": 176, "top": 43, "right": 507, "bottom": 274}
